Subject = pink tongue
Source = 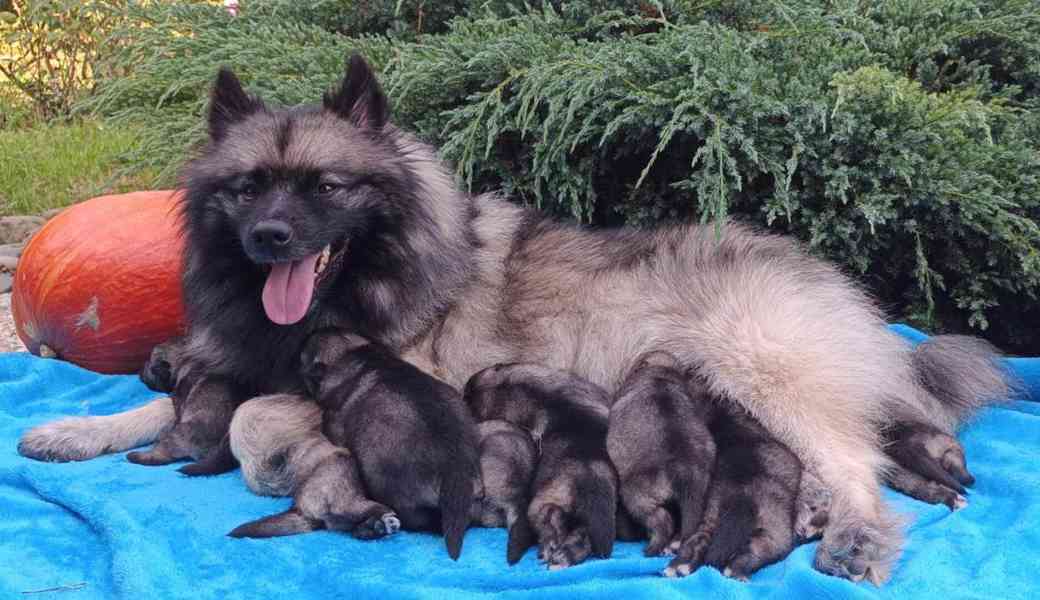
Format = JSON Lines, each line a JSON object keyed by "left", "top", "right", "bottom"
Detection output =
{"left": 261, "top": 253, "right": 321, "bottom": 325}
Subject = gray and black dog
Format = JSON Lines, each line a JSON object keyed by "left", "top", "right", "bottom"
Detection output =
{"left": 20, "top": 53, "right": 1011, "bottom": 584}
{"left": 464, "top": 363, "right": 617, "bottom": 570}
{"left": 665, "top": 390, "right": 803, "bottom": 581}
{"left": 225, "top": 394, "right": 401, "bottom": 540}
{"left": 301, "top": 329, "right": 480, "bottom": 560}
{"left": 607, "top": 351, "right": 716, "bottom": 558}
{"left": 471, "top": 420, "right": 539, "bottom": 564}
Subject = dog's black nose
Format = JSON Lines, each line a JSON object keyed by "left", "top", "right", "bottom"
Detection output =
{"left": 251, "top": 220, "right": 294, "bottom": 250}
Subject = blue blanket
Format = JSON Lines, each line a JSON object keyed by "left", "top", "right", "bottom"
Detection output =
{"left": 2, "top": 325, "right": 1038, "bottom": 599}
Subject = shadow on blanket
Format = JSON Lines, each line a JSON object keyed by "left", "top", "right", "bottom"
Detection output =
{"left": 1, "top": 325, "right": 1038, "bottom": 599}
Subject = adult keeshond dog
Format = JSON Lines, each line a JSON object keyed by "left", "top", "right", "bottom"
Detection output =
{"left": 19, "top": 54, "right": 1009, "bottom": 584}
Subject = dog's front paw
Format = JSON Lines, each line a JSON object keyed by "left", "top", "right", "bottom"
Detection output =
{"left": 18, "top": 418, "right": 109, "bottom": 462}
{"left": 814, "top": 522, "right": 895, "bottom": 585}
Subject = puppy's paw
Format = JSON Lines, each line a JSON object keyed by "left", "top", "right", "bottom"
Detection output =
{"left": 661, "top": 559, "right": 696, "bottom": 578}
{"left": 546, "top": 528, "right": 592, "bottom": 569}
{"left": 127, "top": 448, "right": 179, "bottom": 466}
{"left": 352, "top": 512, "right": 401, "bottom": 540}
{"left": 722, "top": 567, "right": 750, "bottom": 582}
{"left": 796, "top": 484, "right": 833, "bottom": 541}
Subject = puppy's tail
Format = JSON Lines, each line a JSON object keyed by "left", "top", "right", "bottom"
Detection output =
{"left": 676, "top": 474, "right": 710, "bottom": 541}
{"left": 18, "top": 397, "right": 176, "bottom": 462}
{"left": 228, "top": 508, "right": 323, "bottom": 538}
{"left": 506, "top": 511, "right": 536, "bottom": 565}
{"left": 703, "top": 495, "right": 755, "bottom": 569}
{"left": 582, "top": 481, "right": 617, "bottom": 558}
{"left": 440, "top": 467, "right": 477, "bottom": 560}
{"left": 910, "top": 335, "right": 1012, "bottom": 432}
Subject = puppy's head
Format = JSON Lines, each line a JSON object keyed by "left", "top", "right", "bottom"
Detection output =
{"left": 299, "top": 329, "right": 370, "bottom": 398}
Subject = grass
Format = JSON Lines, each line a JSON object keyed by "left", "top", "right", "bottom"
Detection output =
{"left": 0, "top": 119, "right": 157, "bottom": 216}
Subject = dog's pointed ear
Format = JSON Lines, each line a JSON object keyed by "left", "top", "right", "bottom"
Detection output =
{"left": 208, "top": 67, "right": 264, "bottom": 141}
{"left": 323, "top": 53, "right": 388, "bottom": 131}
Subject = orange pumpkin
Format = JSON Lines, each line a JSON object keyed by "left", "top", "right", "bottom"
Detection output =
{"left": 11, "top": 190, "right": 188, "bottom": 374}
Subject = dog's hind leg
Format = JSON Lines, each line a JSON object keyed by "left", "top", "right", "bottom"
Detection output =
{"left": 228, "top": 508, "right": 324, "bottom": 538}
{"left": 620, "top": 472, "right": 675, "bottom": 556}
{"left": 126, "top": 428, "right": 193, "bottom": 465}
{"left": 178, "top": 433, "right": 238, "bottom": 476}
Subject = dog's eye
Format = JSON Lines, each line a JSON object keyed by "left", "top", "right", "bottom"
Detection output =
{"left": 239, "top": 184, "right": 258, "bottom": 201}
{"left": 317, "top": 183, "right": 338, "bottom": 196}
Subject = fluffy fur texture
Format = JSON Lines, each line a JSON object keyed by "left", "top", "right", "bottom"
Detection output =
{"left": 465, "top": 363, "right": 617, "bottom": 570}
{"left": 471, "top": 420, "right": 539, "bottom": 565}
{"left": 607, "top": 351, "right": 716, "bottom": 558}
{"left": 664, "top": 390, "right": 803, "bottom": 581}
{"left": 17, "top": 53, "right": 1010, "bottom": 583}
{"left": 225, "top": 394, "right": 401, "bottom": 540}
{"left": 302, "top": 329, "right": 480, "bottom": 561}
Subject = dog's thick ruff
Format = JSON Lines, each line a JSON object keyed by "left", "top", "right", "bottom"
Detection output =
{"left": 16, "top": 54, "right": 1009, "bottom": 583}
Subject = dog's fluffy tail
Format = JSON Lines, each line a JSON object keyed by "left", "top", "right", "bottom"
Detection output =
{"left": 440, "top": 466, "right": 477, "bottom": 560}
{"left": 703, "top": 495, "right": 755, "bottom": 569}
{"left": 18, "top": 397, "right": 176, "bottom": 462}
{"left": 910, "top": 335, "right": 1011, "bottom": 432}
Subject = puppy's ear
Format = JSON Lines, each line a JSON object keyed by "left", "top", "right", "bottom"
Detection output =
{"left": 208, "top": 68, "right": 265, "bottom": 141}
{"left": 323, "top": 53, "right": 388, "bottom": 131}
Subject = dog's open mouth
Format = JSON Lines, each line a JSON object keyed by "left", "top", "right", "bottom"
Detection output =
{"left": 261, "top": 240, "right": 347, "bottom": 325}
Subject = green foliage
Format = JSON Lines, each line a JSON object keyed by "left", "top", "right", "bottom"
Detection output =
{"left": 82, "top": 0, "right": 1040, "bottom": 353}
{"left": 0, "top": 119, "right": 155, "bottom": 215}
{"left": 0, "top": 0, "right": 128, "bottom": 119}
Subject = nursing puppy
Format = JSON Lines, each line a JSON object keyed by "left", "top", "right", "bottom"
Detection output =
{"left": 464, "top": 363, "right": 617, "bottom": 570}
{"left": 666, "top": 394, "right": 802, "bottom": 581}
{"left": 226, "top": 394, "right": 401, "bottom": 539}
{"left": 301, "top": 329, "right": 479, "bottom": 560}
{"left": 882, "top": 421, "right": 972, "bottom": 510}
{"left": 607, "top": 351, "right": 716, "bottom": 557}
{"left": 471, "top": 420, "right": 539, "bottom": 564}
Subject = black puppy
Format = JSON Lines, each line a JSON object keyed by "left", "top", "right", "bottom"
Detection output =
{"left": 471, "top": 420, "right": 539, "bottom": 564}
{"left": 301, "top": 329, "right": 480, "bottom": 560}
{"left": 607, "top": 351, "right": 716, "bottom": 557}
{"left": 666, "top": 390, "right": 802, "bottom": 580}
{"left": 883, "top": 421, "right": 973, "bottom": 510}
{"left": 464, "top": 363, "right": 617, "bottom": 570}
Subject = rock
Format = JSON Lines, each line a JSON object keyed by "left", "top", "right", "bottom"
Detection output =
{"left": 41, "top": 207, "right": 66, "bottom": 220}
{"left": 0, "top": 243, "right": 22, "bottom": 258}
{"left": 0, "top": 216, "right": 45, "bottom": 245}
{"left": 0, "top": 256, "right": 16, "bottom": 272}
{"left": 0, "top": 272, "right": 11, "bottom": 294}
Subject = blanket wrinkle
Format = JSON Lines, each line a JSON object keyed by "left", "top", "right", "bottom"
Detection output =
{"left": 1, "top": 324, "right": 1037, "bottom": 599}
